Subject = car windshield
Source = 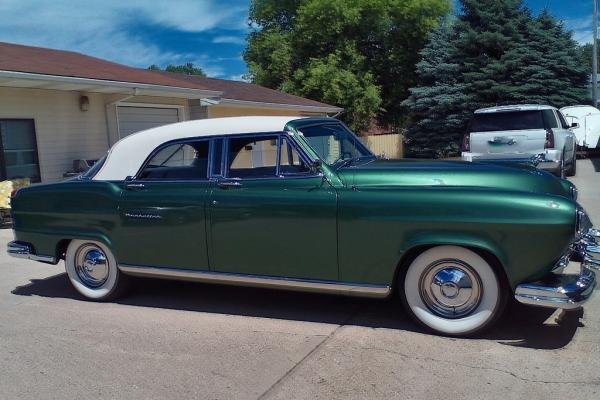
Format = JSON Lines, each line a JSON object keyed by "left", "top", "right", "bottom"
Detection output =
{"left": 297, "top": 123, "right": 374, "bottom": 167}
{"left": 470, "top": 110, "right": 545, "bottom": 132}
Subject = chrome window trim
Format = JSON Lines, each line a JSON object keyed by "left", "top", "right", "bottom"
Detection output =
{"left": 134, "top": 137, "right": 212, "bottom": 182}
{"left": 118, "top": 264, "right": 391, "bottom": 298}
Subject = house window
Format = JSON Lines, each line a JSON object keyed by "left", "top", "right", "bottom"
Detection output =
{"left": 0, "top": 119, "right": 41, "bottom": 182}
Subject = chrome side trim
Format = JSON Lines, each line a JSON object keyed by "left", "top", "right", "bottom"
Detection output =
{"left": 7, "top": 241, "right": 57, "bottom": 264}
{"left": 118, "top": 264, "right": 391, "bottom": 298}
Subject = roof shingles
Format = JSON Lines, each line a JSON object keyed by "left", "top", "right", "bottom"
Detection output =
{"left": 0, "top": 41, "right": 339, "bottom": 110}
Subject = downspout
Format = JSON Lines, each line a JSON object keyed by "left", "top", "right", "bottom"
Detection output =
{"left": 103, "top": 88, "right": 138, "bottom": 147}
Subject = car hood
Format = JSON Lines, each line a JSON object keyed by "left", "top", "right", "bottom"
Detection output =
{"left": 336, "top": 159, "right": 574, "bottom": 198}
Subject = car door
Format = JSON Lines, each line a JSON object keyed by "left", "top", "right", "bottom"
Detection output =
{"left": 208, "top": 133, "right": 338, "bottom": 281}
{"left": 115, "top": 138, "right": 212, "bottom": 270}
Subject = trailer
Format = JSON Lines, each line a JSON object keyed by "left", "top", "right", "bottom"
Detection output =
{"left": 560, "top": 105, "right": 600, "bottom": 149}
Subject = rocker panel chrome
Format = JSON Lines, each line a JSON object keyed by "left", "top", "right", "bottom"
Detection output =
{"left": 119, "top": 264, "right": 391, "bottom": 298}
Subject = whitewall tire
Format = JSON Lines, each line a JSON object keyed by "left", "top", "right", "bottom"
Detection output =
{"left": 65, "top": 239, "right": 127, "bottom": 301}
{"left": 400, "top": 246, "right": 506, "bottom": 336}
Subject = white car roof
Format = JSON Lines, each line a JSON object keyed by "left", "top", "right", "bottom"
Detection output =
{"left": 475, "top": 104, "right": 556, "bottom": 113}
{"left": 93, "top": 116, "right": 305, "bottom": 181}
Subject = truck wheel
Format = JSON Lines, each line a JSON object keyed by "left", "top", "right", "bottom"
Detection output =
{"left": 65, "top": 239, "right": 128, "bottom": 301}
{"left": 566, "top": 155, "right": 577, "bottom": 177}
{"left": 399, "top": 246, "right": 506, "bottom": 336}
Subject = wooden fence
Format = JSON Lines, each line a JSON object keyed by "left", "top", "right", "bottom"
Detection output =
{"left": 362, "top": 133, "right": 404, "bottom": 159}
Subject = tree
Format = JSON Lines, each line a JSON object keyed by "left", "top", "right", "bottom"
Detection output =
{"left": 405, "top": 0, "right": 589, "bottom": 156}
{"left": 402, "top": 18, "right": 470, "bottom": 157}
{"left": 148, "top": 63, "right": 206, "bottom": 77}
{"left": 578, "top": 41, "right": 598, "bottom": 73}
{"left": 244, "top": 0, "right": 451, "bottom": 133}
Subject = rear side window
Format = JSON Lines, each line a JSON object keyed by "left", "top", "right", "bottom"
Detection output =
{"left": 542, "top": 110, "right": 558, "bottom": 128}
{"left": 470, "top": 111, "right": 544, "bottom": 132}
{"left": 138, "top": 140, "right": 209, "bottom": 180}
{"left": 557, "top": 111, "right": 570, "bottom": 129}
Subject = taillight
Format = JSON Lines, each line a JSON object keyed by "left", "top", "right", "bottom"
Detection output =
{"left": 545, "top": 129, "right": 555, "bottom": 149}
{"left": 462, "top": 134, "right": 470, "bottom": 152}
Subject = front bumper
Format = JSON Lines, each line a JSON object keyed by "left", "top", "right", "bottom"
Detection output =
{"left": 7, "top": 240, "right": 57, "bottom": 263}
{"left": 514, "top": 228, "right": 599, "bottom": 309}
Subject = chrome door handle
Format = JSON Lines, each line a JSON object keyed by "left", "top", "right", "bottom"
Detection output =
{"left": 125, "top": 182, "right": 145, "bottom": 190}
{"left": 217, "top": 181, "right": 242, "bottom": 189}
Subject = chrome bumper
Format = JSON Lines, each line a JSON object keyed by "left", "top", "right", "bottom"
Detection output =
{"left": 7, "top": 240, "right": 57, "bottom": 263}
{"left": 515, "top": 228, "right": 599, "bottom": 309}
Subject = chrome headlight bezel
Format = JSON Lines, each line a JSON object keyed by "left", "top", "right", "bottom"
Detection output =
{"left": 576, "top": 206, "right": 592, "bottom": 238}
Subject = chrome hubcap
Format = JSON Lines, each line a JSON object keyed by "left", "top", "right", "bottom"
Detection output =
{"left": 419, "top": 260, "right": 482, "bottom": 318}
{"left": 74, "top": 244, "right": 109, "bottom": 288}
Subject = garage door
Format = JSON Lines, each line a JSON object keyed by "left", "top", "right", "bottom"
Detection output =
{"left": 117, "top": 106, "right": 180, "bottom": 138}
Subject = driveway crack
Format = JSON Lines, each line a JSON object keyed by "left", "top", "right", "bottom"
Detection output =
{"left": 361, "top": 346, "right": 600, "bottom": 386}
{"left": 256, "top": 311, "right": 357, "bottom": 400}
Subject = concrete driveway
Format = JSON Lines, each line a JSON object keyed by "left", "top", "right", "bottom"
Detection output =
{"left": 1, "top": 160, "right": 599, "bottom": 400}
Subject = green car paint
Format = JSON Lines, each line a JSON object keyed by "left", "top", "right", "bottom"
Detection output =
{"left": 11, "top": 119, "right": 578, "bottom": 293}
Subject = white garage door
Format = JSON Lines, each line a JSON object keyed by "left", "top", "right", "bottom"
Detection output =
{"left": 117, "top": 106, "right": 180, "bottom": 138}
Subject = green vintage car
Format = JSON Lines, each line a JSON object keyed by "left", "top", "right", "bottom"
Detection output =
{"left": 8, "top": 116, "right": 600, "bottom": 336}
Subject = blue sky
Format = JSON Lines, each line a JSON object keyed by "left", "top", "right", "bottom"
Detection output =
{"left": 0, "top": 0, "right": 596, "bottom": 81}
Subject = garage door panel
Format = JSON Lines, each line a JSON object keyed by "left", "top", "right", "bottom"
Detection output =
{"left": 117, "top": 106, "right": 179, "bottom": 138}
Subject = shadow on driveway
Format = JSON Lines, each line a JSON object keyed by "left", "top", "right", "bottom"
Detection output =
{"left": 12, "top": 273, "right": 584, "bottom": 350}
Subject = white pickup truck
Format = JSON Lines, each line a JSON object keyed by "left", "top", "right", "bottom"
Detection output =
{"left": 560, "top": 105, "right": 600, "bottom": 149}
{"left": 461, "top": 105, "right": 577, "bottom": 177}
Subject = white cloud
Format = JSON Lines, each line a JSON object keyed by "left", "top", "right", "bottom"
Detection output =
{"left": 0, "top": 0, "right": 248, "bottom": 73}
{"left": 565, "top": 16, "right": 594, "bottom": 44}
{"left": 212, "top": 36, "right": 246, "bottom": 45}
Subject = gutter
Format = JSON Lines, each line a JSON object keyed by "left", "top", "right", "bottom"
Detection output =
{"left": 0, "top": 70, "right": 223, "bottom": 99}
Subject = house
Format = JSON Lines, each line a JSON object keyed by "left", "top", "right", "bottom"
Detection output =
{"left": 0, "top": 42, "right": 342, "bottom": 182}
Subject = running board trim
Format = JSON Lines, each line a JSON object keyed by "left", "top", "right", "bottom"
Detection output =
{"left": 118, "top": 264, "right": 391, "bottom": 298}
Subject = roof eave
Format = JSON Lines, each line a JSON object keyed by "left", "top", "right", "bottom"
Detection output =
{"left": 0, "top": 70, "right": 223, "bottom": 99}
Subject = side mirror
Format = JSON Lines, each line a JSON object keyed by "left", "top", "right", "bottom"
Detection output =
{"left": 309, "top": 160, "right": 322, "bottom": 173}
{"left": 571, "top": 122, "right": 579, "bottom": 129}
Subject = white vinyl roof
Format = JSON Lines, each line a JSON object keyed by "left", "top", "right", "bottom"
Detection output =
{"left": 93, "top": 116, "right": 304, "bottom": 181}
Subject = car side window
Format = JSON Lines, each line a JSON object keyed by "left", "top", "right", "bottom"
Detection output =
{"left": 542, "top": 109, "right": 558, "bottom": 129}
{"left": 227, "top": 135, "right": 278, "bottom": 179}
{"left": 280, "top": 136, "right": 310, "bottom": 175}
{"left": 138, "top": 140, "right": 209, "bottom": 180}
{"left": 556, "top": 111, "right": 570, "bottom": 129}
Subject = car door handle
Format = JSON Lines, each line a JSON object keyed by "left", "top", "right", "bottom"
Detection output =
{"left": 125, "top": 182, "right": 145, "bottom": 190}
{"left": 217, "top": 181, "right": 242, "bottom": 189}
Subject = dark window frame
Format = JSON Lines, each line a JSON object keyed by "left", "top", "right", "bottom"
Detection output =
{"left": 0, "top": 118, "right": 42, "bottom": 183}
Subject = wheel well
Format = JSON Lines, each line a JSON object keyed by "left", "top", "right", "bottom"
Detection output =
{"left": 392, "top": 244, "right": 510, "bottom": 295}
{"left": 56, "top": 239, "right": 71, "bottom": 261}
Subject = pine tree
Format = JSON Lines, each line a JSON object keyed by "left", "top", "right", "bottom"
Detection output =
{"left": 405, "top": 0, "right": 589, "bottom": 156}
{"left": 402, "top": 19, "right": 470, "bottom": 157}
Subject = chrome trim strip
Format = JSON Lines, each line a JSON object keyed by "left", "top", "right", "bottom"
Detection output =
{"left": 7, "top": 241, "right": 57, "bottom": 263}
{"left": 118, "top": 264, "right": 391, "bottom": 298}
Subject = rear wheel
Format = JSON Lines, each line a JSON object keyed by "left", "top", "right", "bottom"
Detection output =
{"left": 566, "top": 149, "right": 577, "bottom": 177}
{"left": 65, "top": 239, "right": 128, "bottom": 301}
{"left": 399, "top": 246, "right": 507, "bottom": 336}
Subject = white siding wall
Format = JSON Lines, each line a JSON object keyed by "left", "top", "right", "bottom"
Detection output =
{"left": 0, "top": 87, "right": 109, "bottom": 182}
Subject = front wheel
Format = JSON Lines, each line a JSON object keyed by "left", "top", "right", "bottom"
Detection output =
{"left": 65, "top": 239, "right": 128, "bottom": 301}
{"left": 399, "top": 246, "right": 506, "bottom": 336}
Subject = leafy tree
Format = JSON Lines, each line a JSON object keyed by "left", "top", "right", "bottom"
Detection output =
{"left": 244, "top": 0, "right": 451, "bottom": 133}
{"left": 405, "top": 0, "right": 589, "bottom": 156}
{"left": 148, "top": 63, "right": 206, "bottom": 77}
